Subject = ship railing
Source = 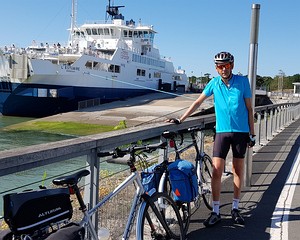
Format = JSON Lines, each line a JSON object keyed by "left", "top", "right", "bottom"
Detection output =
{"left": 78, "top": 98, "right": 101, "bottom": 110}
{"left": 0, "top": 102, "right": 300, "bottom": 238}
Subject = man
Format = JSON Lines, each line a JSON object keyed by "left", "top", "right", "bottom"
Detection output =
{"left": 167, "top": 51, "right": 255, "bottom": 227}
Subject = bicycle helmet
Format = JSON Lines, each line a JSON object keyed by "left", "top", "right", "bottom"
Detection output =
{"left": 214, "top": 52, "right": 234, "bottom": 64}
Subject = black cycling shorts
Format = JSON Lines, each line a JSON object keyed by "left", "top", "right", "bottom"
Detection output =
{"left": 213, "top": 132, "right": 249, "bottom": 159}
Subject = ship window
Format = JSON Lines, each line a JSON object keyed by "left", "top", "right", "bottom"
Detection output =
{"left": 110, "top": 28, "right": 114, "bottom": 36}
{"left": 129, "top": 31, "right": 133, "bottom": 37}
{"left": 154, "top": 72, "right": 161, "bottom": 78}
{"left": 85, "top": 61, "right": 93, "bottom": 68}
{"left": 133, "top": 31, "right": 138, "bottom": 37}
{"left": 104, "top": 28, "right": 110, "bottom": 35}
{"left": 49, "top": 89, "right": 58, "bottom": 98}
{"left": 98, "top": 28, "right": 104, "bottom": 35}
{"left": 123, "top": 30, "right": 128, "bottom": 37}
{"left": 174, "top": 75, "right": 182, "bottom": 80}
{"left": 108, "top": 64, "right": 120, "bottom": 73}
{"left": 92, "top": 28, "right": 98, "bottom": 35}
{"left": 137, "top": 68, "right": 146, "bottom": 76}
{"left": 86, "top": 28, "right": 92, "bottom": 35}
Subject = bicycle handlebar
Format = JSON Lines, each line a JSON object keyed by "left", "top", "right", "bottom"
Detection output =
{"left": 97, "top": 142, "right": 167, "bottom": 159}
{"left": 114, "top": 142, "right": 167, "bottom": 157}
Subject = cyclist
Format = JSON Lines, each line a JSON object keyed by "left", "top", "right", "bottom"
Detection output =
{"left": 166, "top": 51, "right": 255, "bottom": 227}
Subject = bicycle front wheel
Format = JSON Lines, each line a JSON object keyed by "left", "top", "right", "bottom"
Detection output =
{"left": 201, "top": 154, "right": 213, "bottom": 210}
{"left": 136, "top": 192, "right": 184, "bottom": 240}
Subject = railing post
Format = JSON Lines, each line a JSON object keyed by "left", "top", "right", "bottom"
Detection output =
{"left": 257, "top": 112, "right": 262, "bottom": 145}
{"left": 197, "top": 123, "right": 205, "bottom": 153}
{"left": 277, "top": 106, "right": 281, "bottom": 132}
{"left": 269, "top": 108, "right": 274, "bottom": 139}
{"left": 160, "top": 135, "right": 168, "bottom": 163}
{"left": 245, "top": 3, "right": 260, "bottom": 186}
{"left": 278, "top": 106, "right": 282, "bottom": 131}
{"left": 85, "top": 148, "right": 100, "bottom": 238}
{"left": 264, "top": 110, "right": 268, "bottom": 142}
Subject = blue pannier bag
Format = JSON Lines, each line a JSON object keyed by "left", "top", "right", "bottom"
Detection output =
{"left": 141, "top": 163, "right": 163, "bottom": 193}
{"left": 168, "top": 159, "right": 198, "bottom": 202}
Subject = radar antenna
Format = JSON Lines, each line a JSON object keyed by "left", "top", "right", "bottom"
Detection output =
{"left": 106, "top": 0, "right": 125, "bottom": 20}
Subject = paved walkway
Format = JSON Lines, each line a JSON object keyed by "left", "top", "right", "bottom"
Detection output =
{"left": 187, "top": 118, "right": 300, "bottom": 240}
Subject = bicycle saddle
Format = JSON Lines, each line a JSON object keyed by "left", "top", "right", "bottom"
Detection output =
{"left": 52, "top": 169, "right": 90, "bottom": 186}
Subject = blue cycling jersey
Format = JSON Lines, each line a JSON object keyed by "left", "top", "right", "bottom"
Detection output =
{"left": 203, "top": 74, "right": 252, "bottom": 133}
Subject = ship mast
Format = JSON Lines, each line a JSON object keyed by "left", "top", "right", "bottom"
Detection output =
{"left": 69, "top": 0, "right": 77, "bottom": 45}
{"left": 106, "top": 0, "right": 124, "bottom": 21}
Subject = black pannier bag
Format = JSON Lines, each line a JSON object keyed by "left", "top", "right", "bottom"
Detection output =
{"left": 3, "top": 188, "right": 73, "bottom": 234}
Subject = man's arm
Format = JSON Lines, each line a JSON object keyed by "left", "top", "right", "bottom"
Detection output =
{"left": 165, "top": 93, "right": 208, "bottom": 124}
{"left": 179, "top": 93, "right": 208, "bottom": 122}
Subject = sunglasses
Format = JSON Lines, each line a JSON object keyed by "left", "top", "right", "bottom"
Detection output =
{"left": 216, "top": 63, "right": 231, "bottom": 70}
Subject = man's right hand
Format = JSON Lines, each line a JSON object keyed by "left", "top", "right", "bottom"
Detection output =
{"left": 165, "top": 118, "right": 181, "bottom": 124}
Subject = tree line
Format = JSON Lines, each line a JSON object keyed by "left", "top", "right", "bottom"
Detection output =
{"left": 189, "top": 73, "right": 300, "bottom": 92}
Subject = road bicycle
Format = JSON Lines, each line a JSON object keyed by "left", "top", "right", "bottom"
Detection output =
{"left": 159, "top": 125, "right": 214, "bottom": 234}
{"left": 0, "top": 142, "right": 184, "bottom": 240}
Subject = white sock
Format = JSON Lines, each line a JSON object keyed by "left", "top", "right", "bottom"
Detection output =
{"left": 232, "top": 198, "right": 239, "bottom": 210}
{"left": 212, "top": 201, "right": 220, "bottom": 215}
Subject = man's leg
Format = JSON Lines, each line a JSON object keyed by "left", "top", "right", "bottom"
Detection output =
{"left": 232, "top": 157, "right": 244, "bottom": 200}
{"left": 203, "top": 157, "right": 224, "bottom": 227}
{"left": 231, "top": 157, "right": 245, "bottom": 224}
{"left": 212, "top": 157, "right": 225, "bottom": 202}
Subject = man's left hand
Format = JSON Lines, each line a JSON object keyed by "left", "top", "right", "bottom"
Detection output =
{"left": 248, "top": 134, "right": 256, "bottom": 148}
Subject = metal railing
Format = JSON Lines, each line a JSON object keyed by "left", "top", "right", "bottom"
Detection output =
{"left": 0, "top": 102, "right": 299, "bottom": 237}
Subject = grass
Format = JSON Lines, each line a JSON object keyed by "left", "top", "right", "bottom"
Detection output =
{"left": 3, "top": 121, "right": 118, "bottom": 136}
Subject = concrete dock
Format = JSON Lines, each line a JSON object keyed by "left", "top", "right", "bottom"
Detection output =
{"left": 37, "top": 93, "right": 214, "bottom": 127}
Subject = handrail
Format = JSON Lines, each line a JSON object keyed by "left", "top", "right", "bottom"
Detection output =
{"left": 1, "top": 102, "right": 300, "bottom": 176}
{"left": 0, "top": 114, "right": 216, "bottom": 177}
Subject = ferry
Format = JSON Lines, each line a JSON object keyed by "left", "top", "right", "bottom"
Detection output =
{"left": 0, "top": 0, "right": 187, "bottom": 117}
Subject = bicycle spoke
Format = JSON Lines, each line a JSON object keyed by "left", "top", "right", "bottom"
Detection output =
{"left": 201, "top": 155, "right": 213, "bottom": 210}
{"left": 138, "top": 192, "right": 184, "bottom": 240}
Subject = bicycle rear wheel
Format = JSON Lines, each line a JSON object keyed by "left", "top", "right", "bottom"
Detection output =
{"left": 165, "top": 178, "right": 190, "bottom": 235}
{"left": 136, "top": 192, "right": 184, "bottom": 240}
{"left": 201, "top": 154, "right": 213, "bottom": 210}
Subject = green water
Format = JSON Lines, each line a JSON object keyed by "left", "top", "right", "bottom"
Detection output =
{"left": 0, "top": 116, "right": 127, "bottom": 217}
{"left": 0, "top": 116, "right": 74, "bottom": 151}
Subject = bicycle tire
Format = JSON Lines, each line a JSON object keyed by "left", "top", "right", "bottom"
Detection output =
{"left": 165, "top": 177, "right": 191, "bottom": 235}
{"left": 136, "top": 192, "right": 184, "bottom": 240}
{"left": 201, "top": 154, "right": 213, "bottom": 210}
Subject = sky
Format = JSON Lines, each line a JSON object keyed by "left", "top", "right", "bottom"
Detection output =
{"left": 1, "top": 0, "right": 299, "bottom": 78}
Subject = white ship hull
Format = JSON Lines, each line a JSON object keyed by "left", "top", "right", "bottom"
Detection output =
{"left": 0, "top": 0, "right": 188, "bottom": 117}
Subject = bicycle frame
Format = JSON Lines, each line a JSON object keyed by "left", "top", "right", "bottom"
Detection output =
{"left": 80, "top": 142, "right": 173, "bottom": 240}
{"left": 82, "top": 170, "right": 144, "bottom": 240}
{"left": 161, "top": 127, "right": 213, "bottom": 204}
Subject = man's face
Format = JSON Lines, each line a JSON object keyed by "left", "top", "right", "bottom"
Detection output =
{"left": 215, "top": 62, "right": 233, "bottom": 80}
